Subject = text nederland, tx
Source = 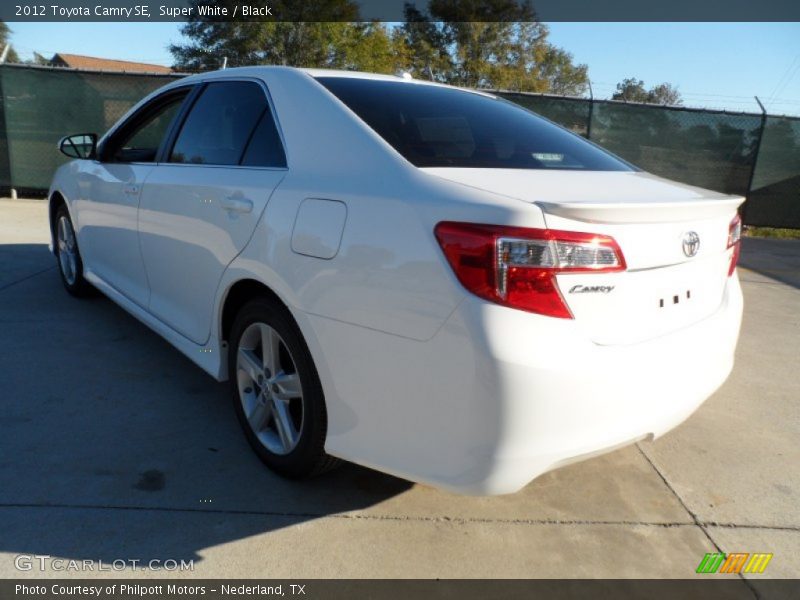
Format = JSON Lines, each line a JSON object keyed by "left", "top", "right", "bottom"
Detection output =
{"left": 16, "top": 584, "right": 305, "bottom": 596}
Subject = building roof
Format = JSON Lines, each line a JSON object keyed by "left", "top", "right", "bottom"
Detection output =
{"left": 51, "top": 53, "right": 172, "bottom": 74}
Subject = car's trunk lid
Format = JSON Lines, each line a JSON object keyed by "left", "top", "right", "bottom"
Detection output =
{"left": 423, "top": 168, "right": 744, "bottom": 345}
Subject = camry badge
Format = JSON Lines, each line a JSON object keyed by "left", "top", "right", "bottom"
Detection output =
{"left": 569, "top": 285, "right": 615, "bottom": 294}
{"left": 682, "top": 231, "right": 700, "bottom": 257}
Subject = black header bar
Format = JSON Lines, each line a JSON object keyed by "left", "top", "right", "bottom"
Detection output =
{"left": 3, "top": 0, "right": 800, "bottom": 22}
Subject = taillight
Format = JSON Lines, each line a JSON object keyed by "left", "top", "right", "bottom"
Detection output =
{"left": 434, "top": 222, "right": 626, "bottom": 319}
{"left": 727, "top": 214, "right": 742, "bottom": 277}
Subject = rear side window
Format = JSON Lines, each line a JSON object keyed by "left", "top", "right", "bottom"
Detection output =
{"left": 241, "top": 109, "right": 287, "bottom": 168}
{"left": 317, "top": 77, "right": 632, "bottom": 171}
{"left": 170, "top": 81, "right": 266, "bottom": 165}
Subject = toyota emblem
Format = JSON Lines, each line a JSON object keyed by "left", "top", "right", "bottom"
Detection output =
{"left": 682, "top": 231, "right": 700, "bottom": 257}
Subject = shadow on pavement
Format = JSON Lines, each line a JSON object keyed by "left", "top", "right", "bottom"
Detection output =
{"left": 0, "top": 242, "right": 412, "bottom": 567}
{"left": 0, "top": 242, "right": 54, "bottom": 290}
{"left": 739, "top": 236, "right": 800, "bottom": 289}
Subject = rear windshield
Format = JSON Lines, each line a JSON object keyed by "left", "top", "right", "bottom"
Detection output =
{"left": 317, "top": 77, "right": 632, "bottom": 171}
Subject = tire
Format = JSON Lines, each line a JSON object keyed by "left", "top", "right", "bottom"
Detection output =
{"left": 229, "top": 297, "right": 339, "bottom": 478}
{"left": 54, "top": 204, "right": 93, "bottom": 297}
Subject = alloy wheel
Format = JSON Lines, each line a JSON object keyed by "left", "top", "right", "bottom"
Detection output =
{"left": 236, "top": 322, "right": 304, "bottom": 455}
{"left": 57, "top": 215, "right": 78, "bottom": 285}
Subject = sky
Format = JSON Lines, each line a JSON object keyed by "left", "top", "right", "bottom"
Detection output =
{"left": 8, "top": 21, "right": 800, "bottom": 116}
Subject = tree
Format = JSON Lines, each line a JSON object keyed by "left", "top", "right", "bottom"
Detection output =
{"left": 170, "top": 0, "right": 406, "bottom": 73}
{"left": 27, "top": 52, "right": 50, "bottom": 66}
{"left": 342, "top": 22, "right": 409, "bottom": 74}
{"left": 171, "top": 0, "right": 588, "bottom": 94}
{"left": 611, "top": 78, "right": 648, "bottom": 103}
{"left": 171, "top": 21, "right": 354, "bottom": 71}
{"left": 647, "top": 82, "right": 682, "bottom": 106}
{"left": 0, "top": 22, "right": 20, "bottom": 63}
{"left": 612, "top": 78, "right": 682, "bottom": 105}
{"left": 399, "top": 1, "right": 588, "bottom": 95}
{"left": 529, "top": 44, "right": 589, "bottom": 95}
{"left": 397, "top": 6, "right": 451, "bottom": 81}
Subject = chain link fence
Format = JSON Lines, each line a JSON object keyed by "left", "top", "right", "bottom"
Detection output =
{"left": 0, "top": 64, "right": 798, "bottom": 228}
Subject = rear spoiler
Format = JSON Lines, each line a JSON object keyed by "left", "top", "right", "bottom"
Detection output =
{"left": 536, "top": 196, "right": 745, "bottom": 224}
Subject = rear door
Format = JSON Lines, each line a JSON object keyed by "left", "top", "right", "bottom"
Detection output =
{"left": 137, "top": 79, "right": 288, "bottom": 344}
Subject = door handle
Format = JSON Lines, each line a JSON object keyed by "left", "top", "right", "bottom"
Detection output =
{"left": 123, "top": 183, "right": 140, "bottom": 196}
{"left": 220, "top": 196, "right": 253, "bottom": 214}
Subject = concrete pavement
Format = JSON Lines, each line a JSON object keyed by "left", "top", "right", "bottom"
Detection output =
{"left": 0, "top": 198, "right": 797, "bottom": 583}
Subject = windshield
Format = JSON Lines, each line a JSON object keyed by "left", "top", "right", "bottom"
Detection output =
{"left": 317, "top": 77, "right": 632, "bottom": 172}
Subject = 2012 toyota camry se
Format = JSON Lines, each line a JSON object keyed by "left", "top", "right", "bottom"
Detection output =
{"left": 49, "top": 67, "right": 744, "bottom": 495}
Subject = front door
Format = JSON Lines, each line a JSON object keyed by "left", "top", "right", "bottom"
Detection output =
{"left": 79, "top": 89, "right": 190, "bottom": 307}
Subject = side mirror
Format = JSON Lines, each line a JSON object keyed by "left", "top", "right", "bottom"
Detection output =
{"left": 59, "top": 133, "right": 97, "bottom": 159}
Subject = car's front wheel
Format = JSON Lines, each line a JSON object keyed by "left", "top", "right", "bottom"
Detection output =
{"left": 54, "top": 205, "right": 93, "bottom": 297}
{"left": 229, "top": 297, "right": 339, "bottom": 478}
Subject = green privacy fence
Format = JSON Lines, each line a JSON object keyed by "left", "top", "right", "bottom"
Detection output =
{"left": 747, "top": 116, "right": 800, "bottom": 228}
{"left": 0, "top": 64, "right": 182, "bottom": 194}
{"left": 496, "top": 92, "right": 800, "bottom": 229}
{"left": 501, "top": 92, "right": 763, "bottom": 196}
{"left": 1, "top": 64, "right": 798, "bottom": 228}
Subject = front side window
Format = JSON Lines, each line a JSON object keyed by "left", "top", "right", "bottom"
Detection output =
{"left": 109, "top": 91, "right": 188, "bottom": 163}
{"left": 170, "top": 81, "right": 269, "bottom": 166}
{"left": 317, "top": 77, "right": 633, "bottom": 171}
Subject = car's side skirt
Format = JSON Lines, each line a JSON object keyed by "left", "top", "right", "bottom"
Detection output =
{"left": 84, "top": 270, "right": 225, "bottom": 381}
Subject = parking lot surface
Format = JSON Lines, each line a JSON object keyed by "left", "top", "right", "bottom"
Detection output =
{"left": 1, "top": 198, "right": 798, "bottom": 586}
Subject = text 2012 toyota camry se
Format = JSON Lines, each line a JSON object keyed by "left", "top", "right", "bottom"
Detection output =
{"left": 49, "top": 67, "right": 744, "bottom": 495}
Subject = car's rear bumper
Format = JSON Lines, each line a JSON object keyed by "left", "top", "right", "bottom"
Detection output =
{"left": 314, "top": 274, "right": 743, "bottom": 495}
{"left": 449, "top": 272, "right": 741, "bottom": 494}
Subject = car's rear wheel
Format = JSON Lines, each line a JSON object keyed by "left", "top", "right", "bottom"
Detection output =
{"left": 55, "top": 205, "right": 93, "bottom": 297}
{"left": 229, "top": 297, "right": 339, "bottom": 478}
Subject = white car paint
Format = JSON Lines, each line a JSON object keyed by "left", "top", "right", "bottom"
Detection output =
{"left": 49, "top": 66, "right": 744, "bottom": 495}
{"left": 77, "top": 162, "right": 154, "bottom": 308}
{"left": 291, "top": 198, "right": 348, "bottom": 259}
{"left": 138, "top": 165, "right": 285, "bottom": 344}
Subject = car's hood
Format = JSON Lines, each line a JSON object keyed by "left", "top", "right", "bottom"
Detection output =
{"left": 420, "top": 168, "right": 743, "bottom": 223}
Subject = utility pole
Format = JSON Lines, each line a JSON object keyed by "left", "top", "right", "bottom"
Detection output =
{"left": 0, "top": 44, "right": 10, "bottom": 64}
{"left": 221, "top": 56, "right": 228, "bottom": 70}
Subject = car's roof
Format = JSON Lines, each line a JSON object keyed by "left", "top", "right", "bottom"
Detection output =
{"left": 174, "top": 66, "right": 497, "bottom": 98}
{"left": 300, "top": 68, "right": 413, "bottom": 82}
{"left": 177, "top": 65, "right": 409, "bottom": 83}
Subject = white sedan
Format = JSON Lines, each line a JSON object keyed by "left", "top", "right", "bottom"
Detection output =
{"left": 49, "top": 67, "right": 744, "bottom": 495}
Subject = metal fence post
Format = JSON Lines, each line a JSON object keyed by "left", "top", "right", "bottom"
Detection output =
{"left": 742, "top": 96, "right": 768, "bottom": 225}
{"left": 0, "top": 66, "right": 12, "bottom": 196}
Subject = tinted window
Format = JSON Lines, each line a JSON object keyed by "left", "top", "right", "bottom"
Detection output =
{"left": 170, "top": 81, "right": 266, "bottom": 165}
{"left": 112, "top": 93, "right": 186, "bottom": 163}
{"left": 241, "top": 109, "right": 287, "bottom": 168}
{"left": 317, "top": 77, "right": 632, "bottom": 171}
